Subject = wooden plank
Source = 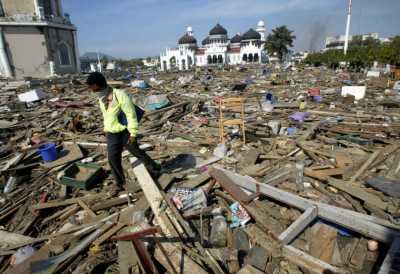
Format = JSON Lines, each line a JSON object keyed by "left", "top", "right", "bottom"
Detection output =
{"left": 92, "top": 223, "right": 125, "bottom": 247}
{"left": 31, "top": 193, "right": 107, "bottom": 210}
{"left": 91, "top": 197, "right": 128, "bottom": 211}
{"left": 210, "top": 167, "right": 254, "bottom": 203}
{"left": 42, "top": 143, "right": 83, "bottom": 169}
{"left": 283, "top": 245, "right": 349, "bottom": 274}
{"left": 305, "top": 168, "right": 389, "bottom": 210}
{"left": 129, "top": 158, "right": 174, "bottom": 234}
{"left": 211, "top": 167, "right": 400, "bottom": 243}
{"left": 180, "top": 172, "right": 211, "bottom": 188}
{"left": 349, "top": 150, "right": 380, "bottom": 183}
{"left": 1, "top": 153, "right": 24, "bottom": 172}
{"left": 77, "top": 199, "right": 97, "bottom": 219}
{"left": 278, "top": 206, "right": 317, "bottom": 245}
{"left": 296, "top": 121, "right": 322, "bottom": 142}
{"left": 327, "top": 178, "right": 388, "bottom": 210}
{"left": 117, "top": 227, "right": 139, "bottom": 274}
{"left": 130, "top": 157, "right": 208, "bottom": 274}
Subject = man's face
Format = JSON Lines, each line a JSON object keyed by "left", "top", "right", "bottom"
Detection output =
{"left": 88, "top": 83, "right": 102, "bottom": 92}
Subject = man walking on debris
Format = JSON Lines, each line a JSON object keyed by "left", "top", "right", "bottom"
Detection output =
{"left": 87, "top": 72, "right": 160, "bottom": 193}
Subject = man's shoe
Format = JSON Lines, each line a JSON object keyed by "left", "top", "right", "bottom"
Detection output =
{"left": 109, "top": 185, "right": 123, "bottom": 196}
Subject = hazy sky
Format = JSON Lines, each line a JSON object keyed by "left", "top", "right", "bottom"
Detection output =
{"left": 63, "top": 0, "right": 400, "bottom": 59}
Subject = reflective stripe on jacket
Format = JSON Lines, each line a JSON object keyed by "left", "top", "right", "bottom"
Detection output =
{"left": 98, "top": 88, "right": 138, "bottom": 136}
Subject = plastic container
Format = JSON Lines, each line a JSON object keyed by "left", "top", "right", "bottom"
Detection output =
{"left": 262, "top": 101, "right": 274, "bottom": 112}
{"left": 209, "top": 212, "right": 228, "bottom": 247}
{"left": 38, "top": 143, "right": 57, "bottom": 162}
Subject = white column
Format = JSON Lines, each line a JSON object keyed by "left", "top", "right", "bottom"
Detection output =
{"left": 50, "top": 0, "right": 57, "bottom": 16}
{"left": 0, "top": 28, "right": 12, "bottom": 78}
{"left": 57, "top": 0, "right": 63, "bottom": 16}
{"left": 34, "top": 0, "right": 40, "bottom": 15}
{"left": 72, "top": 31, "right": 81, "bottom": 73}
{"left": 344, "top": 0, "right": 352, "bottom": 55}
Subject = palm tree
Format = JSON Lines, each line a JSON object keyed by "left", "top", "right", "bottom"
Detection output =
{"left": 265, "top": 26, "right": 296, "bottom": 62}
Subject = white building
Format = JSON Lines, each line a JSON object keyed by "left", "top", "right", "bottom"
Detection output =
{"left": 324, "top": 32, "right": 389, "bottom": 51}
{"left": 160, "top": 21, "right": 267, "bottom": 71}
{"left": 142, "top": 57, "right": 160, "bottom": 68}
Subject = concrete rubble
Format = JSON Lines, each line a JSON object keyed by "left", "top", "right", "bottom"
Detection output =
{"left": 0, "top": 64, "right": 399, "bottom": 274}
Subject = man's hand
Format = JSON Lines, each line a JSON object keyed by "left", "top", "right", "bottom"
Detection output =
{"left": 128, "top": 135, "right": 136, "bottom": 144}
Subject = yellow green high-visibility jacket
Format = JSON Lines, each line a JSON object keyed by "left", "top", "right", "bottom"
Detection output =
{"left": 98, "top": 88, "right": 138, "bottom": 137}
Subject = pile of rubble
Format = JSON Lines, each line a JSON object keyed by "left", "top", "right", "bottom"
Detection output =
{"left": 0, "top": 65, "right": 400, "bottom": 274}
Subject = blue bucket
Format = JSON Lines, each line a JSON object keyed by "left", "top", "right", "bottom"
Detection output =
{"left": 38, "top": 143, "right": 57, "bottom": 162}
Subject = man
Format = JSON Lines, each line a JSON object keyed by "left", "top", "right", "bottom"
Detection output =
{"left": 87, "top": 72, "right": 160, "bottom": 193}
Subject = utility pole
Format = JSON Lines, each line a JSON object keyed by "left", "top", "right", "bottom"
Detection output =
{"left": 343, "top": 0, "right": 352, "bottom": 55}
{"left": 96, "top": 51, "right": 102, "bottom": 72}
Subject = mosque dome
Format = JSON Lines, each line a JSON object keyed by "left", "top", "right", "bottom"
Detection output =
{"left": 257, "top": 20, "right": 265, "bottom": 27}
{"left": 242, "top": 28, "right": 261, "bottom": 40}
{"left": 178, "top": 33, "right": 197, "bottom": 44}
{"left": 230, "top": 33, "right": 242, "bottom": 44}
{"left": 209, "top": 23, "right": 228, "bottom": 35}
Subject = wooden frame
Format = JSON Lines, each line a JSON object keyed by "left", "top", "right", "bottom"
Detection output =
{"left": 218, "top": 97, "right": 246, "bottom": 144}
{"left": 210, "top": 167, "right": 400, "bottom": 274}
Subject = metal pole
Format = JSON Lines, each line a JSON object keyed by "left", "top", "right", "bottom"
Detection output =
{"left": 344, "top": 0, "right": 352, "bottom": 55}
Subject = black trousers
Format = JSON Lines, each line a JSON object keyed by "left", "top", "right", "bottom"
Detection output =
{"left": 106, "top": 130, "right": 159, "bottom": 187}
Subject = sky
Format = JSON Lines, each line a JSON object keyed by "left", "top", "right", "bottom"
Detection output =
{"left": 63, "top": 0, "right": 400, "bottom": 59}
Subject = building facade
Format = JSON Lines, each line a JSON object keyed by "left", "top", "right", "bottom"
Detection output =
{"left": 324, "top": 33, "right": 389, "bottom": 51}
{"left": 160, "top": 21, "right": 267, "bottom": 71}
{"left": 0, "top": 0, "right": 80, "bottom": 79}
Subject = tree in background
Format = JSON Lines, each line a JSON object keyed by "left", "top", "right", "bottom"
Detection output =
{"left": 305, "top": 36, "right": 400, "bottom": 69}
{"left": 115, "top": 59, "right": 144, "bottom": 70}
{"left": 265, "top": 26, "right": 296, "bottom": 62}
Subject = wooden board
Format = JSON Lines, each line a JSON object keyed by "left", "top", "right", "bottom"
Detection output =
{"left": 211, "top": 167, "right": 400, "bottom": 244}
{"left": 42, "top": 143, "right": 83, "bottom": 169}
{"left": 278, "top": 206, "right": 317, "bottom": 245}
{"left": 130, "top": 157, "right": 208, "bottom": 274}
{"left": 210, "top": 167, "right": 254, "bottom": 203}
{"left": 283, "top": 245, "right": 349, "bottom": 274}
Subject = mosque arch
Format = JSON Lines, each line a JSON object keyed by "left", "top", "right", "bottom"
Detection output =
{"left": 218, "top": 55, "right": 223, "bottom": 64}
{"left": 212, "top": 55, "right": 217, "bottom": 64}
{"left": 181, "top": 59, "right": 186, "bottom": 70}
{"left": 170, "top": 56, "right": 177, "bottom": 68}
{"left": 207, "top": 55, "right": 212, "bottom": 64}
{"left": 242, "top": 54, "right": 248, "bottom": 62}
{"left": 188, "top": 56, "right": 193, "bottom": 68}
{"left": 248, "top": 53, "right": 253, "bottom": 63}
{"left": 254, "top": 53, "right": 259, "bottom": 62}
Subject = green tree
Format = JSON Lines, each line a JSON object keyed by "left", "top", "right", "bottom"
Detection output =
{"left": 265, "top": 26, "right": 296, "bottom": 62}
{"left": 305, "top": 35, "right": 400, "bottom": 69}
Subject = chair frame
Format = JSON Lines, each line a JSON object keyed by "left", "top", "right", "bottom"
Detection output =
{"left": 218, "top": 97, "right": 246, "bottom": 144}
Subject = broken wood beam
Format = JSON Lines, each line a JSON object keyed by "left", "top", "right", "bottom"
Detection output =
{"left": 278, "top": 206, "right": 318, "bottom": 245}
{"left": 283, "top": 245, "right": 350, "bottom": 274}
{"left": 349, "top": 149, "right": 381, "bottom": 183}
{"left": 130, "top": 157, "right": 208, "bottom": 274}
{"left": 210, "top": 167, "right": 400, "bottom": 243}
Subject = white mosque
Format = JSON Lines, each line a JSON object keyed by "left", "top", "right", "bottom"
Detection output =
{"left": 160, "top": 21, "right": 267, "bottom": 71}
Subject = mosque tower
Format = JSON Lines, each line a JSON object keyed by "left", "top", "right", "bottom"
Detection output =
{"left": 187, "top": 26, "right": 193, "bottom": 36}
{"left": 256, "top": 20, "right": 266, "bottom": 42}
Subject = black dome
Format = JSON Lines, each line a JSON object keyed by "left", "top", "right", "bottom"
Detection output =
{"left": 230, "top": 34, "right": 242, "bottom": 44}
{"left": 209, "top": 23, "right": 227, "bottom": 35}
{"left": 178, "top": 34, "right": 197, "bottom": 44}
{"left": 242, "top": 28, "right": 261, "bottom": 40}
{"left": 202, "top": 36, "right": 210, "bottom": 45}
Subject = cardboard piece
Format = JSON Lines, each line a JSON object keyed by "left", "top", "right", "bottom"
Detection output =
{"left": 18, "top": 89, "right": 46, "bottom": 102}
{"left": 341, "top": 86, "right": 366, "bottom": 100}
